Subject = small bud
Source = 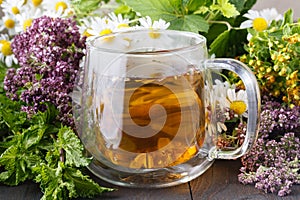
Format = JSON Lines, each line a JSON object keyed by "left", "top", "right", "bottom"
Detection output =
{"left": 259, "top": 67, "right": 265, "bottom": 72}
{"left": 249, "top": 59, "right": 255, "bottom": 66}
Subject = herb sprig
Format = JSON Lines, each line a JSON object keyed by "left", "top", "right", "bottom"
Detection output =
{"left": 0, "top": 65, "right": 113, "bottom": 199}
{"left": 0, "top": 76, "right": 112, "bottom": 199}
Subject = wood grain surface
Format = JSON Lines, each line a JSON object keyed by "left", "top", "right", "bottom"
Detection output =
{"left": 0, "top": 160, "right": 299, "bottom": 200}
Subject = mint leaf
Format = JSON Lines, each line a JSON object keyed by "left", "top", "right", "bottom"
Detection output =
{"left": 34, "top": 162, "right": 112, "bottom": 200}
{"left": 56, "top": 126, "right": 91, "bottom": 167}
{"left": 64, "top": 167, "right": 114, "bottom": 198}
{"left": 0, "top": 144, "right": 40, "bottom": 185}
{"left": 34, "top": 162, "right": 66, "bottom": 200}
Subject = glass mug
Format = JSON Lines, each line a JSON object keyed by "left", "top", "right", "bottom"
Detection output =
{"left": 73, "top": 29, "right": 260, "bottom": 188}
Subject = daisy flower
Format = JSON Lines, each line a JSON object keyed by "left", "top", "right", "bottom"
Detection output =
{"left": 240, "top": 8, "right": 283, "bottom": 40}
{"left": 137, "top": 16, "right": 170, "bottom": 39}
{"left": 138, "top": 16, "right": 170, "bottom": 30}
{"left": 29, "top": 0, "right": 44, "bottom": 9}
{"left": 41, "top": 0, "right": 71, "bottom": 15}
{"left": 15, "top": 6, "right": 42, "bottom": 32}
{"left": 0, "top": 13, "right": 18, "bottom": 35}
{"left": 108, "top": 12, "right": 132, "bottom": 31}
{"left": 225, "top": 88, "right": 248, "bottom": 117}
{"left": 1, "top": 0, "right": 25, "bottom": 16}
{"left": 86, "top": 16, "right": 117, "bottom": 37}
{"left": 0, "top": 34, "right": 18, "bottom": 67}
{"left": 77, "top": 17, "right": 94, "bottom": 37}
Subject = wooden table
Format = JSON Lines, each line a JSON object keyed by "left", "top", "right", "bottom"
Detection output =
{"left": 0, "top": 160, "right": 299, "bottom": 200}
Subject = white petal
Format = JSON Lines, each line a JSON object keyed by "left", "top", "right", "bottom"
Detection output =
{"left": 227, "top": 88, "right": 236, "bottom": 101}
{"left": 243, "top": 10, "right": 260, "bottom": 19}
{"left": 247, "top": 33, "right": 253, "bottom": 41}
{"left": 236, "top": 90, "right": 247, "bottom": 101}
{"left": 240, "top": 20, "right": 253, "bottom": 29}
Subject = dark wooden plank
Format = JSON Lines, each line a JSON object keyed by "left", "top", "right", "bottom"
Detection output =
{"left": 190, "top": 160, "right": 300, "bottom": 200}
{"left": 1, "top": 160, "right": 299, "bottom": 199}
{"left": 0, "top": 181, "right": 42, "bottom": 200}
{"left": 0, "top": 173, "right": 191, "bottom": 200}
{"left": 84, "top": 178, "right": 192, "bottom": 200}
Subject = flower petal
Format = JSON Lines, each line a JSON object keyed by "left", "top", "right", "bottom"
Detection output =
{"left": 240, "top": 20, "right": 253, "bottom": 29}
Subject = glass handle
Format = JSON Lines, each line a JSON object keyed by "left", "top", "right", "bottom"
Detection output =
{"left": 206, "top": 58, "right": 261, "bottom": 160}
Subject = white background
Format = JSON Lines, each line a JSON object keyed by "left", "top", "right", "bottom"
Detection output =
{"left": 253, "top": 0, "right": 299, "bottom": 19}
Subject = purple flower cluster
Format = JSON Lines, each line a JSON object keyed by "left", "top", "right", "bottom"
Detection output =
{"left": 238, "top": 100, "right": 300, "bottom": 196}
{"left": 4, "top": 16, "right": 86, "bottom": 127}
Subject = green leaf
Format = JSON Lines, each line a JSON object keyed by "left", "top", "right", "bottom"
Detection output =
{"left": 34, "top": 162, "right": 66, "bottom": 200}
{"left": 169, "top": 14, "right": 209, "bottom": 32}
{"left": 0, "top": 144, "right": 40, "bottom": 185}
{"left": 209, "top": 29, "right": 230, "bottom": 57}
{"left": 57, "top": 126, "right": 90, "bottom": 167}
{"left": 281, "top": 9, "right": 294, "bottom": 27}
{"left": 34, "top": 162, "right": 113, "bottom": 200}
{"left": 71, "top": 0, "right": 102, "bottom": 13}
{"left": 124, "top": 0, "right": 209, "bottom": 33}
{"left": 229, "top": 0, "right": 257, "bottom": 13}
{"left": 64, "top": 167, "right": 114, "bottom": 198}
{"left": 184, "top": 0, "right": 208, "bottom": 12}
{"left": 210, "top": 0, "right": 239, "bottom": 18}
{"left": 124, "top": 0, "right": 181, "bottom": 21}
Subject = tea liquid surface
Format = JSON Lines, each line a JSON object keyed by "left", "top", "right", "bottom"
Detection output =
{"left": 94, "top": 70, "right": 205, "bottom": 169}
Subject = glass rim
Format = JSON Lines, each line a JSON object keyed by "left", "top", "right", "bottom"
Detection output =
{"left": 86, "top": 29, "right": 207, "bottom": 55}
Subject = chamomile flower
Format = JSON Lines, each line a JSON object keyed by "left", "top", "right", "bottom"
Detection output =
{"left": 86, "top": 16, "right": 117, "bottom": 37}
{"left": 15, "top": 7, "right": 42, "bottom": 32}
{"left": 77, "top": 17, "right": 94, "bottom": 37}
{"left": 30, "top": 0, "right": 44, "bottom": 8}
{"left": 138, "top": 16, "right": 170, "bottom": 30}
{"left": 240, "top": 8, "right": 283, "bottom": 40}
{"left": 137, "top": 16, "right": 170, "bottom": 39}
{"left": 0, "top": 13, "right": 18, "bottom": 35}
{"left": 42, "top": 0, "right": 71, "bottom": 15}
{"left": 1, "top": 0, "right": 25, "bottom": 16}
{"left": 0, "top": 34, "right": 18, "bottom": 67}
{"left": 108, "top": 12, "right": 132, "bottom": 31}
{"left": 226, "top": 88, "right": 248, "bottom": 117}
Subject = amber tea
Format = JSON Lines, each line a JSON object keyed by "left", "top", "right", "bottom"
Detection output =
{"left": 93, "top": 70, "right": 205, "bottom": 169}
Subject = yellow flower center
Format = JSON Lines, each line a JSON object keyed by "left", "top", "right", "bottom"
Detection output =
{"left": 83, "top": 30, "right": 93, "bottom": 37}
{"left": 32, "top": 0, "right": 43, "bottom": 7}
{"left": 0, "top": 0, "right": 2, "bottom": 5}
{"left": 23, "top": 19, "right": 33, "bottom": 30}
{"left": 4, "top": 19, "right": 15, "bottom": 29}
{"left": 11, "top": 6, "right": 20, "bottom": 15}
{"left": 0, "top": 41, "right": 13, "bottom": 56}
{"left": 252, "top": 17, "right": 268, "bottom": 32}
{"left": 148, "top": 28, "right": 160, "bottom": 39}
{"left": 55, "top": 1, "right": 68, "bottom": 11}
{"left": 230, "top": 101, "right": 247, "bottom": 115}
{"left": 117, "top": 23, "right": 129, "bottom": 29}
{"left": 100, "top": 29, "right": 113, "bottom": 36}
{"left": 100, "top": 29, "right": 114, "bottom": 41}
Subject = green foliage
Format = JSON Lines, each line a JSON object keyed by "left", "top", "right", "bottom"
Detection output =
{"left": 238, "top": 10, "right": 300, "bottom": 107}
{"left": 123, "top": 0, "right": 257, "bottom": 57}
{"left": 70, "top": 0, "right": 109, "bottom": 19}
{"left": 0, "top": 64, "right": 112, "bottom": 199}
